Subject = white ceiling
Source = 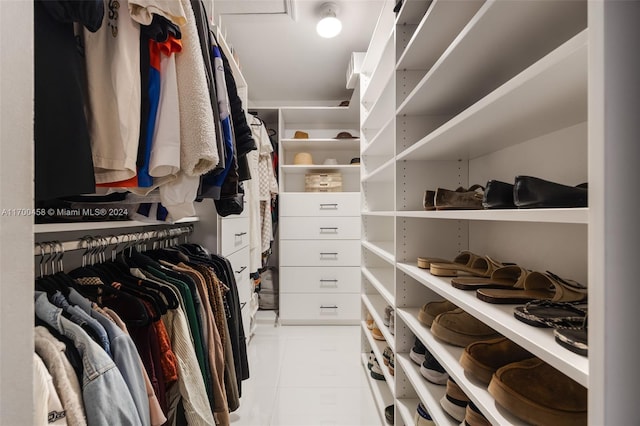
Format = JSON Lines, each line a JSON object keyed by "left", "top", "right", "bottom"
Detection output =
{"left": 213, "top": 0, "right": 385, "bottom": 106}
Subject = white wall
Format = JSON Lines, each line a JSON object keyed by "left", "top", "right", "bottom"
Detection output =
{"left": 0, "top": 1, "right": 34, "bottom": 424}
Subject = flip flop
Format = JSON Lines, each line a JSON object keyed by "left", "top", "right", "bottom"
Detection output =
{"left": 417, "top": 250, "right": 480, "bottom": 270}
{"left": 477, "top": 271, "right": 587, "bottom": 304}
{"left": 451, "top": 265, "right": 529, "bottom": 290}
{"left": 513, "top": 300, "right": 587, "bottom": 328}
{"left": 430, "top": 255, "right": 503, "bottom": 278}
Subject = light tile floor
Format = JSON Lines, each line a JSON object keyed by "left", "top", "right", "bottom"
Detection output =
{"left": 230, "top": 313, "right": 383, "bottom": 426}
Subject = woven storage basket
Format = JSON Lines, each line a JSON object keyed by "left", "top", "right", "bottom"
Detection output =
{"left": 305, "top": 172, "right": 342, "bottom": 192}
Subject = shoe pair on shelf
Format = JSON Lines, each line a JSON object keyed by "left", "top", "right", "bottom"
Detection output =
{"left": 367, "top": 351, "right": 386, "bottom": 381}
{"left": 410, "top": 337, "right": 448, "bottom": 385}
{"left": 514, "top": 300, "right": 588, "bottom": 356}
{"left": 460, "top": 337, "right": 587, "bottom": 426}
{"left": 424, "top": 176, "right": 588, "bottom": 211}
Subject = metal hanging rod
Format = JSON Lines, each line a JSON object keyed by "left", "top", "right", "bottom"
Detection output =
{"left": 34, "top": 225, "right": 194, "bottom": 256}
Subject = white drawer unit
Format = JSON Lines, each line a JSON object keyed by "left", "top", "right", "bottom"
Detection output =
{"left": 220, "top": 216, "right": 249, "bottom": 256}
{"left": 280, "top": 193, "right": 360, "bottom": 217}
{"left": 280, "top": 240, "right": 361, "bottom": 267}
{"left": 279, "top": 216, "right": 361, "bottom": 240}
{"left": 280, "top": 266, "right": 361, "bottom": 293}
{"left": 279, "top": 293, "right": 360, "bottom": 324}
{"left": 226, "top": 246, "right": 251, "bottom": 305}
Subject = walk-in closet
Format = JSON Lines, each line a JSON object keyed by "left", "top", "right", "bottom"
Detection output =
{"left": 1, "top": 0, "right": 639, "bottom": 425}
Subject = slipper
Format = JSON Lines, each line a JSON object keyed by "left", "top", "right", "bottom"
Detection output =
{"left": 431, "top": 255, "right": 503, "bottom": 278}
{"left": 451, "top": 265, "right": 528, "bottom": 290}
{"left": 554, "top": 326, "right": 588, "bottom": 356}
{"left": 417, "top": 250, "right": 479, "bottom": 270}
{"left": 513, "top": 300, "right": 587, "bottom": 328}
{"left": 477, "top": 271, "right": 587, "bottom": 304}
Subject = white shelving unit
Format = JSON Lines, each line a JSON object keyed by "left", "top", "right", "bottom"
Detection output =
{"left": 357, "top": 1, "right": 634, "bottom": 425}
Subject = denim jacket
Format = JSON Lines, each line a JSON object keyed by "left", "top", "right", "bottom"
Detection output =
{"left": 35, "top": 292, "right": 142, "bottom": 426}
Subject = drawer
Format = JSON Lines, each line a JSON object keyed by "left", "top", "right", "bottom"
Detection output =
{"left": 280, "top": 193, "right": 360, "bottom": 217}
{"left": 280, "top": 216, "right": 361, "bottom": 240}
{"left": 220, "top": 216, "right": 249, "bottom": 256}
{"left": 279, "top": 293, "right": 360, "bottom": 323}
{"left": 280, "top": 267, "right": 360, "bottom": 293}
{"left": 280, "top": 240, "right": 361, "bottom": 266}
{"left": 226, "top": 246, "right": 250, "bottom": 304}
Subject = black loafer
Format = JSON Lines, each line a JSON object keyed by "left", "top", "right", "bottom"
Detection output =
{"left": 483, "top": 180, "right": 516, "bottom": 209}
{"left": 514, "top": 176, "right": 587, "bottom": 208}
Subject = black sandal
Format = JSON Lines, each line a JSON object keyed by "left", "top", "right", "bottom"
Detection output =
{"left": 513, "top": 300, "right": 587, "bottom": 328}
{"left": 554, "top": 315, "right": 588, "bottom": 356}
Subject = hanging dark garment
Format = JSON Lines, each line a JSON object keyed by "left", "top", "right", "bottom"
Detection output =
{"left": 34, "top": 0, "right": 103, "bottom": 201}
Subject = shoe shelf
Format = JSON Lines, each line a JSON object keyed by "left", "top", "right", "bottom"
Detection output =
{"left": 397, "top": 263, "right": 589, "bottom": 387}
{"left": 361, "top": 158, "right": 394, "bottom": 183}
{"left": 395, "top": 398, "right": 421, "bottom": 426}
{"left": 396, "top": 208, "right": 589, "bottom": 224}
{"left": 396, "top": 353, "right": 457, "bottom": 426}
{"left": 395, "top": 0, "right": 432, "bottom": 26}
{"left": 361, "top": 35, "right": 395, "bottom": 112}
{"left": 360, "top": 353, "right": 394, "bottom": 425}
{"left": 362, "top": 322, "right": 396, "bottom": 396}
{"left": 362, "top": 266, "right": 395, "bottom": 307}
{"left": 396, "top": 30, "right": 588, "bottom": 162}
{"left": 362, "top": 293, "right": 396, "bottom": 353}
{"left": 362, "top": 240, "right": 395, "bottom": 265}
{"left": 361, "top": 116, "right": 394, "bottom": 158}
{"left": 396, "top": 0, "right": 483, "bottom": 75}
{"left": 397, "top": 308, "right": 523, "bottom": 426}
{"left": 396, "top": 1, "right": 586, "bottom": 118}
{"left": 362, "top": 211, "right": 395, "bottom": 218}
{"left": 361, "top": 76, "right": 395, "bottom": 133}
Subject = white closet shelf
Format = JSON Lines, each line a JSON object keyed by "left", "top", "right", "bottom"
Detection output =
{"left": 362, "top": 322, "right": 396, "bottom": 395}
{"left": 360, "top": 1, "right": 395, "bottom": 78}
{"left": 280, "top": 138, "right": 360, "bottom": 151}
{"left": 280, "top": 165, "right": 360, "bottom": 174}
{"left": 397, "top": 1, "right": 586, "bottom": 117}
{"left": 397, "top": 263, "right": 589, "bottom": 387}
{"left": 362, "top": 116, "right": 394, "bottom": 157}
{"left": 362, "top": 240, "right": 395, "bottom": 265}
{"left": 396, "top": 0, "right": 483, "bottom": 71}
{"left": 397, "top": 30, "right": 588, "bottom": 162}
{"left": 397, "top": 309, "right": 523, "bottom": 426}
{"left": 396, "top": 398, "right": 422, "bottom": 426}
{"left": 396, "top": 0, "right": 432, "bottom": 26}
{"left": 361, "top": 76, "right": 395, "bottom": 131}
{"left": 362, "top": 211, "right": 395, "bottom": 217}
{"left": 396, "top": 208, "right": 588, "bottom": 224}
{"left": 360, "top": 353, "right": 393, "bottom": 424}
{"left": 362, "top": 293, "right": 395, "bottom": 352}
{"left": 361, "top": 158, "right": 394, "bottom": 183}
{"left": 34, "top": 216, "right": 200, "bottom": 234}
{"left": 362, "top": 266, "right": 395, "bottom": 307}
{"left": 362, "top": 35, "right": 395, "bottom": 109}
{"left": 281, "top": 106, "right": 359, "bottom": 125}
{"left": 396, "top": 354, "right": 456, "bottom": 426}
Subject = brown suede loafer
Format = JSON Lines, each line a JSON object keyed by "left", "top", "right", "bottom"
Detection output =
{"left": 430, "top": 308, "right": 501, "bottom": 348}
{"left": 460, "top": 337, "right": 535, "bottom": 385}
{"left": 418, "top": 299, "right": 458, "bottom": 327}
{"left": 488, "top": 358, "right": 587, "bottom": 426}
{"left": 435, "top": 185, "right": 484, "bottom": 210}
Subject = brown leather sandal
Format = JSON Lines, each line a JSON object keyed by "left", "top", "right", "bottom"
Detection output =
{"left": 451, "top": 265, "right": 529, "bottom": 290}
{"left": 430, "top": 255, "right": 503, "bottom": 278}
{"left": 477, "top": 271, "right": 587, "bottom": 304}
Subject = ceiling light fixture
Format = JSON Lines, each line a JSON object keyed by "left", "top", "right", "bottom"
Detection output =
{"left": 316, "top": 2, "right": 342, "bottom": 38}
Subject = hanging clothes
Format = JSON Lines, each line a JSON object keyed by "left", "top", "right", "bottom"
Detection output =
{"left": 33, "top": 0, "right": 103, "bottom": 201}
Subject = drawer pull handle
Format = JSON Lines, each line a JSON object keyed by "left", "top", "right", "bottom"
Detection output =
{"left": 320, "top": 252, "right": 338, "bottom": 259}
{"left": 319, "top": 279, "right": 338, "bottom": 283}
{"left": 319, "top": 227, "right": 338, "bottom": 233}
{"left": 234, "top": 266, "right": 247, "bottom": 274}
{"left": 320, "top": 279, "right": 338, "bottom": 287}
{"left": 234, "top": 232, "right": 247, "bottom": 237}
{"left": 319, "top": 203, "right": 338, "bottom": 210}
{"left": 320, "top": 305, "right": 338, "bottom": 309}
